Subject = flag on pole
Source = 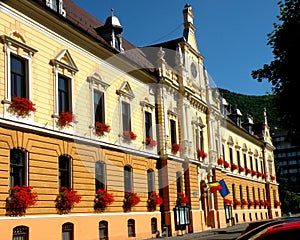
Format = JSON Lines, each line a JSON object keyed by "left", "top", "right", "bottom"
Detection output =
{"left": 218, "top": 179, "right": 230, "bottom": 197}
{"left": 207, "top": 181, "right": 222, "bottom": 193}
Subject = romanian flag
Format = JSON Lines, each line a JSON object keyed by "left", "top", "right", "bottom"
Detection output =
{"left": 207, "top": 181, "right": 222, "bottom": 193}
{"left": 218, "top": 179, "right": 230, "bottom": 197}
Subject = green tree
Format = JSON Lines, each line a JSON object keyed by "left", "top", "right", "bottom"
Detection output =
{"left": 251, "top": 0, "right": 300, "bottom": 144}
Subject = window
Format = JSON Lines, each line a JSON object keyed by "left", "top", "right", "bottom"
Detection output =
{"left": 147, "top": 169, "right": 155, "bottom": 195}
{"left": 58, "top": 75, "right": 71, "bottom": 113}
{"left": 10, "top": 149, "right": 26, "bottom": 187}
{"left": 239, "top": 185, "right": 243, "bottom": 201}
{"left": 99, "top": 221, "right": 108, "bottom": 240}
{"left": 59, "top": 155, "right": 71, "bottom": 189}
{"left": 1, "top": 33, "right": 37, "bottom": 104}
{"left": 122, "top": 101, "right": 131, "bottom": 132}
{"left": 151, "top": 218, "right": 157, "bottom": 234}
{"left": 11, "top": 55, "right": 28, "bottom": 98}
{"left": 232, "top": 184, "right": 236, "bottom": 199}
{"left": 95, "top": 161, "right": 106, "bottom": 192}
{"left": 222, "top": 144, "right": 226, "bottom": 161}
{"left": 176, "top": 171, "right": 182, "bottom": 193}
{"left": 145, "top": 111, "right": 152, "bottom": 138}
{"left": 243, "top": 153, "right": 247, "bottom": 170}
{"left": 170, "top": 119, "right": 177, "bottom": 144}
{"left": 50, "top": 49, "right": 78, "bottom": 116}
{"left": 127, "top": 219, "right": 136, "bottom": 237}
{"left": 236, "top": 150, "right": 241, "bottom": 167}
{"left": 62, "top": 222, "right": 74, "bottom": 240}
{"left": 124, "top": 165, "right": 133, "bottom": 192}
{"left": 252, "top": 187, "right": 256, "bottom": 201}
{"left": 94, "top": 89, "right": 105, "bottom": 123}
{"left": 13, "top": 225, "right": 29, "bottom": 240}
{"left": 229, "top": 148, "right": 233, "bottom": 166}
{"left": 46, "top": 0, "right": 66, "bottom": 16}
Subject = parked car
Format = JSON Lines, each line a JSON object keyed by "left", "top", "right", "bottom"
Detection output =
{"left": 243, "top": 220, "right": 300, "bottom": 240}
{"left": 236, "top": 216, "right": 300, "bottom": 240}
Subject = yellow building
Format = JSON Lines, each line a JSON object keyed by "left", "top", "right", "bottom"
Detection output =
{"left": 0, "top": 1, "right": 280, "bottom": 239}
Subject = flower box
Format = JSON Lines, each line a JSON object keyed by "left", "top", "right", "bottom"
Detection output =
{"left": 123, "top": 130, "right": 137, "bottom": 141}
{"left": 242, "top": 199, "right": 248, "bottom": 206}
{"left": 274, "top": 200, "right": 281, "bottom": 207}
{"left": 123, "top": 191, "right": 140, "bottom": 212}
{"left": 8, "top": 96, "right": 36, "bottom": 117}
{"left": 55, "top": 187, "right": 81, "bottom": 214}
{"left": 197, "top": 148, "right": 207, "bottom": 160}
{"left": 224, "top": 161, "right": 230, "bottom": 169}
{"left": 239, "top": 166, "right": 245, "bottom": 172}
{"left": 233, "top": 198, "right": 241, "bottom": 208}
{"left": 252, "top": 170, "right": 257, "bottom": 177}
{"left": 270, "top": 175, "right": 276, "bottom": 181}
{"left": 176, "top": 192, "right": 189, "bottom": 206}
{"left": 57, "top": 112, "right": 73, "bottom": 127}
{"left": 5, "top": 185, "right": 38, "bottom": 216}
{"left": 231, "top": 163, "right": 238, "bottom": 171}
{"left": 171, "top": 143, "right": 182, "bottom": 154}
{"left": 257, "top": 172, "right": 262, "bottom": 177}
{"left": 217, "top": 158, "right": 223, "bottom": 166}
{"left": 246, "top": 168, "right": 252, "bottom": 175}
{"left": 94, "top": 189, "right": 114, "bottom": 212}
{"left": 144, "top": 137, "right": 157, "bottom": 147}
{"left": 147, "top": 191, "right": 163, "bottom": 211}
{"left": 262, "top": 173, "right": 267, "bottom": 179}
{"left": 95, "top": 122, "right": 111, "bottom": 136}
{"left": 224, "top": 198, "right": 232, "bottom": 205}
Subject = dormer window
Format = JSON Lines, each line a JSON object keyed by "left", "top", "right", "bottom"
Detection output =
{"left": 46, "top": 0, "right": 66, "bottom": 17}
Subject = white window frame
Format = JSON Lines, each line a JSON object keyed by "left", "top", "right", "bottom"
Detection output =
{"left": 46, "top": 0, "right": 66, "bottom": 17}
{"left": 1, "top": 33, "right": 37, "bottom": 118}
{"left": 87, "top": 75, "right": 110, "bottom": 135}
{"left": 140, "top": 99, "right": 156, "bottom": 147}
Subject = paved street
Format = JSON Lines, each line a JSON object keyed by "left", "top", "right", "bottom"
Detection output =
{"left": 145, "top": 223, "right": 249, "bottom": 240}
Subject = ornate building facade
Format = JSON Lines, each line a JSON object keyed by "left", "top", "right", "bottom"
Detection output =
{"left": 0, "top": 1, "right": 280, "bottom": 239}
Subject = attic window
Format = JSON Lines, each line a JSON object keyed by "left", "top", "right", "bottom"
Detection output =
{"left": 46, "top": 0, "right": 66, "bottom": 17}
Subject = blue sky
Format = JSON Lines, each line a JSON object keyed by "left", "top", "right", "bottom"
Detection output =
{"left": 72, "top": 0, "right": 280, "bottom": 96}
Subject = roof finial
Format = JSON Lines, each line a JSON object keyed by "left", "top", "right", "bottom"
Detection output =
{"left": 111, "top": 8, "right": 114, "bottom": 17}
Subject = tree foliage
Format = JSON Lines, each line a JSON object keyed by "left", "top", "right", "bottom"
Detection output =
{"left": 251, "top": 0, "right": 300, "bottom": 144}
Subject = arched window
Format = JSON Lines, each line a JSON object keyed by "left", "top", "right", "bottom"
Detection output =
{"left": 124, "top": 165, "right": 133, "bottom": 192}
{"left": 13, "top": 225, "right": 29, "bottom": 240}
{"left": 62, "top": 222, "right": 74, "bottom": 240}
{"left": 10, "top": 149, "right": 26, "bottom": 187}
{"left": 59, "top": 155, "right": 71, "bottom": 189}
{"left": 99, "top": 220, "right": 108, "bottom": 240}
{"left": 95, "top": 161, "right": 106, "bottom": 191}
{"left": 147, "top": 169, "right": 155, "bottom": 195}
{"left": 127, "top": 219, "right": 135, "bottom": 237}
{"left": 151, "top": 218, "right": 157, "bottom": 234}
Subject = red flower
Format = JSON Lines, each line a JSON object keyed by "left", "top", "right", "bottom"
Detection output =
{"left": 123, "top": 130, "right": 137, "bottom": 140}
{"left": 123, "top": 191, "right": 140, "bottom": 211}
{"left": 274, "top": 200, "right": 281, "bottom": 207}
{"left": 262, "top": 173, "right": 267, "bottom": 179}
{"left": 239, "top": 166, "right": 245, "bottom": 172}
{"left": 217, "top": 158, "right": 223, "bottom": 165}
{"left": 57, "top": 112, "right": 73, "bottom": 127}
{"left": 94, "top": 189, "right": 114, "bottom": 211}
{"left": 197, "top": 148, "right": 207, "bottom": 160}
{"left": 55, "top": 187, "right": 81, "bottom": 214}
{"left": 147, "top": 191, "right": 163, "bottom": 211}
{"left": 172, "top": 143, "right": 182, "bottom": 154}
{"left": 242, "top": 199, "right": 248, "bottom": 206}
{"left": 144, "top": 137, "right": 157, "bottom": 147}
{"left": 257, "top": 172, "right": 262, "bottom": 177}
{"left": 233, "top": 198, "right": 241, "bottom": 206}
{"left": 246, "top": 168, "right": 252, "bottom": 175}
{"left": 6, "top": 185, "right": 38, "bottom": 216}
{"left": 176, "top": 192, "right": 189, "bottom": 205}
{"left": 249, "top": 200, "right": 254, "bottom": 206}
{"left": 270, "top": 175, "right": 276, "bottom": 181}
{"left": 95, "top": 122, "right": 111, "bottom": 136}
{"left": 231, "top": 163, "right": 238, "bottom": 171}
{"left": 8, "top": 95, "right": 36, "bottom": 117}
{"left": 252, "top": 170, "right": 257, "bottom": 176}
{"left": 224, "top": 161, "right": 230, "bottom": 168}
{"left": 224, "top": 198, "right": 232, "bottom": 205}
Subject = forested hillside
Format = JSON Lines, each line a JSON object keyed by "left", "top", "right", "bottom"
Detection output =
{"left": 218, "top": 88, "right": 280, "bottom": 130}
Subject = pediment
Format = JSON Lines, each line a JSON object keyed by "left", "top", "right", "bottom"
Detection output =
{"left": 116, "top": 81, "right": 135, "bottom": 100}
{"left": 50, "top": 49, "right": 78, "bottom": 73}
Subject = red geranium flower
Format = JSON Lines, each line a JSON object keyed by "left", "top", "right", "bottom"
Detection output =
{"left": 94, "top": 189, "right": 114, "bottom": 212}
{"left": 8, "top": 95, "right": 36, "bottom": 117}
